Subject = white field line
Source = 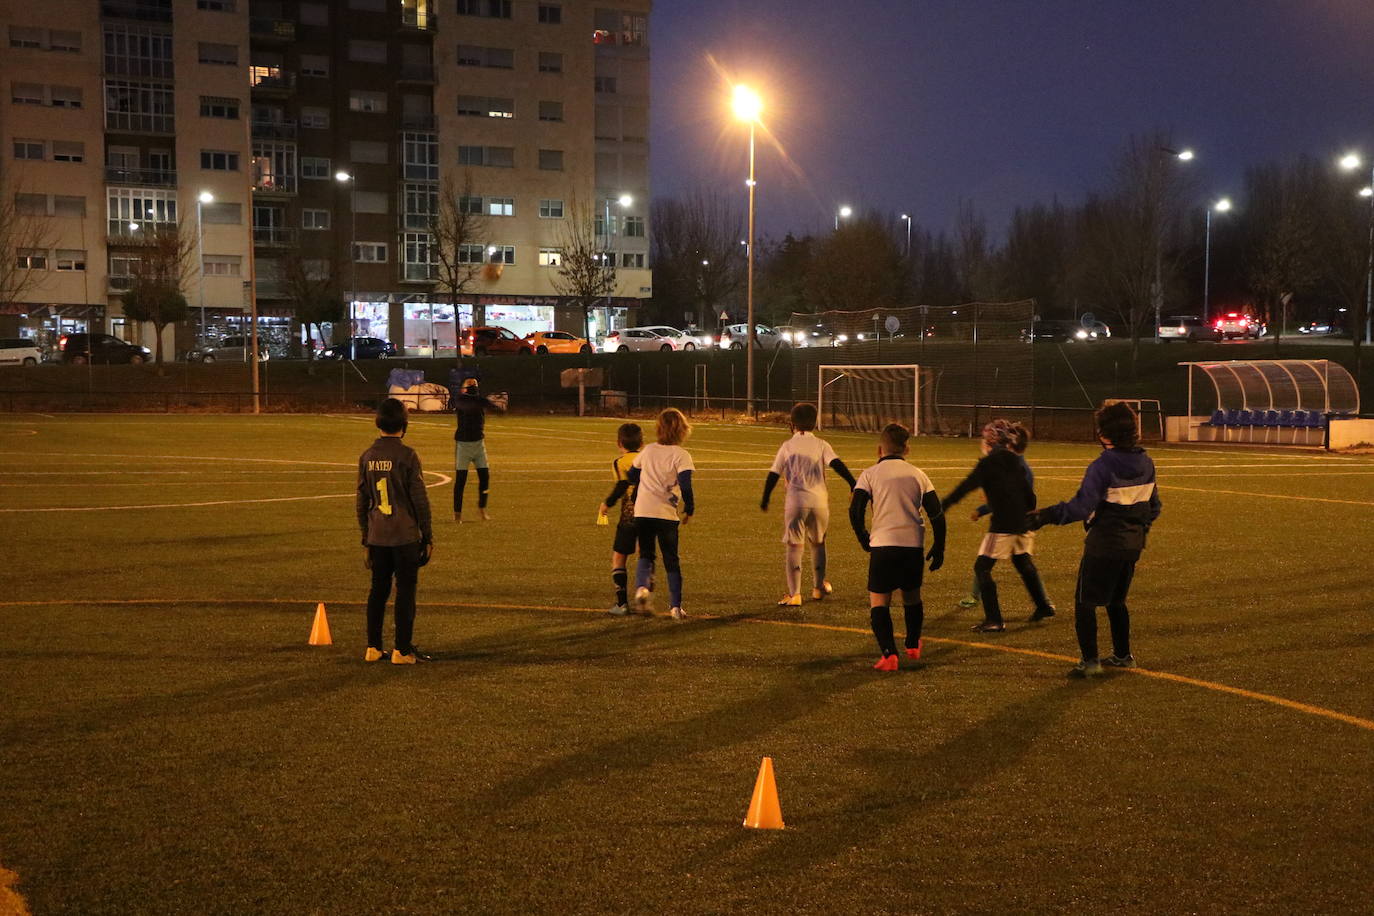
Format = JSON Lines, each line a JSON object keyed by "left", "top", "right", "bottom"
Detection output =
{"left": 1037, "top": 475, "right": 1374, "bottom": 508}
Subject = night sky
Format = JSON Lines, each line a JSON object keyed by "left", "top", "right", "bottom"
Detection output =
{"left": 650, "top": 0, "right": 1374, "bottom": 238}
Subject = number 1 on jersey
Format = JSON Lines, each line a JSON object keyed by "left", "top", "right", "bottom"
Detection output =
{"left": 376, "top": 478, "right": 394, "bottom": 516}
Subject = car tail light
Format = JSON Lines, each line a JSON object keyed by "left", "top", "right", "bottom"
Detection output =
{"left": 59, "top": 334, "right": 69, "bottom": 350}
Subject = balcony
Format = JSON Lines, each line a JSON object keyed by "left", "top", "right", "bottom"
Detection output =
{"left": 401, "top": 113, "right": 436, "bottom": 131}
{"left": 249, "top": 69, "right": 295, "bottom": 95}
{"left": 101, "top": 1, "right": 172, "bottom": 23}
{"left": 250, "top": 18, "right": 297, "bottom": 41}
{"left": 401, "top": 4, "right": 435, "bottom": 29}
{"left": 252, "top": 175, "right": 297, "bottom": 196}
{"left": 104, "top": 167, "right": 177, "bottom": 188}
{"left": 398, "top": 63, "right": 436, "bottom": 83}
{"left": 108, "top": 275, "right": 134, "bottom": 292}
{"left": 252, "top": 227, "right": 297, "bottom": 248}
{"left": 250, "top": 118, "right": 297, "bottom": 140}
{"left": 104, "top": 112, "right": 175, "bottom": 135}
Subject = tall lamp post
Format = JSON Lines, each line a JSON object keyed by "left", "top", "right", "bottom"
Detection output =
{"left": 834, "top": 204, "right": 852, "bottom": 232}
{"left": 1339, "top": 153, "right": 1374, "bottom": 345}
{"left": 335, "top": 171, "right": 357, "bottom": 354}
{"left": 732, "top": 84, "right": 762, "bottom": 414}
{"left": 1154, "top": 147, "right": 1194, "bottom": 340}
{"left": 900, "top": 212, "right": 912, "bottom": 258}
{"left": 1203, "top": 197, "right": 1231, "bottom": 323}
{"left": 601, "top": 193, "right": 632, "bottom": 340}
{"left": 196, "top": 191, "right": 214, "bottom": 347}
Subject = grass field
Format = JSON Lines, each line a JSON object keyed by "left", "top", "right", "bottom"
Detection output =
{"left": 1, "top": 413, "right": 1372, "bottom": 914}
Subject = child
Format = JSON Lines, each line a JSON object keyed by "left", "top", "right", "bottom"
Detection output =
{"left": 627, "top": 408, "right": 695, "bottom": 621}
{"left": 849, "top": 423, "right": 946, "bottom": 671}
{"left": 356, "top": 398, "right": 434, "bottom": 665}
{"left": 1029, "top": 401, "right": 1161, "bottom": 678}
{"left": 452, "top": 376, "right": 506, "bottom": 522}
{"left": 957, "top": 424, "right": 1036, "bottom": 608}
{"left": 598, "top": 422, "right": 644, "bottom": 616}
{"left": 942, "top": 419, "right": 1053, "bottom": 632}
{"left": 761, "top": 402, "right": 856, "bottom": 606}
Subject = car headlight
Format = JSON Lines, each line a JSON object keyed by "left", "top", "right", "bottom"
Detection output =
{"left": 837, "top": 334, "right": 848, "bottom": 343}
{"left": 1076, "top": 329, "right": 1088, "bottom": 339}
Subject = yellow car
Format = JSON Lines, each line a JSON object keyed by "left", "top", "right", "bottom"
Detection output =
{"left": 524, "top": 331, "right": 593, "bottom": 354}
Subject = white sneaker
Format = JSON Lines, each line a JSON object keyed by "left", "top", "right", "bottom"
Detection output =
{"left": 608, "top": 604, "right": 629, "bottom": 617}
{"left": 670, "top": 606, "right": 686, "bottom": 621}
{"left": 633, "top": 587, "right": 652, "bottom": 614}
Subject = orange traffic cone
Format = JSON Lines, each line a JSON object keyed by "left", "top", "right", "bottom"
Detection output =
{"left": 308, "top": 602, "right": 332, "bottom": 646}
{"left": 743, "top": 757, "right": 784, "bottom": 830}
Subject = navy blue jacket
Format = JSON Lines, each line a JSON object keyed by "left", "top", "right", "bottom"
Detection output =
{"left": 1036, "top": 447, "right": 1161, "bottom": 554}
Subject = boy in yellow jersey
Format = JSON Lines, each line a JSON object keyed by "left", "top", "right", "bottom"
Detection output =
{"left": 599, "top": 423, "right": 643, "bottom": 616}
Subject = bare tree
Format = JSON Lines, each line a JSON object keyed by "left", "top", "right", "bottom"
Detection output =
{"left": 953, "top": 199, "right": 997, "bottom": 301}
{"left": 431, "top": 172, "right": 488, "bottom": 351}
{"left": 1241, "top": 162, "right": 1323, "bottom": 345}
{"left": 0, "top": 179, "right": 56, "bottom": 309}
{"left": 119, "top": 226, "right": 195, "bottom": 369}
{"left": 282, "top": 249, "right": 344, "bottom": 371}
{"left": 551, "top": 197, "right": 616, "bottom": 340}
{"left": 803, "top": 214, "right": 906, "bottom": 312}
{"left": 649, "top": 191, "right": 744, "bottom": 330}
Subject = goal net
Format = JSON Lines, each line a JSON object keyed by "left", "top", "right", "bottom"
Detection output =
{"left": 817, "top": 365, "right": 936, "bottom": 434}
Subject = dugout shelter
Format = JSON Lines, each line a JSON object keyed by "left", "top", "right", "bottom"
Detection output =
{"left": 1175, "top": 359, "right": 1363, "bottom": 446}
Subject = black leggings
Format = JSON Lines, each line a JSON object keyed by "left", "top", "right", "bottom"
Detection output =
{"left": 974, "top": 552, "right": 1053, "bottom": 624}
{"left": 453, "top": 467, "right": 490, "bottom": 512}
{"left": 636, "top": 518, "right": 680, "bottom": 574}
{"left": 366, "top": 543, "right": 421, "bottom": 651}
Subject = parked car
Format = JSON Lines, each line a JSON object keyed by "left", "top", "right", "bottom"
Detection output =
{"left": 640, "top": 326, "right": 698, "bottom": 350}
{"left": 1158, "top": 316, "right": 1222, "bottom": 342}
{"left": 1298, "top": 321, "right": 1340, "bottom": 336}
{"left": 776, "top": 325, "right": 839, "bottom": 348}
{"left": 1020, "top": 320, "right": 1108, "bottom": 343}
{"left": 682, "top": 326, "right": 716, "bottom": 348}
{"left": 0, "top": 338, "right": 42, "bottom": 367}
{"left": 604, "top": 327, "right": 680, "bottom": 352}
{"left": 461, "top": 326, "right": 533, "bottom": 356}
{"left": 719, "top": 323, "right": 788, "bottom": 349}
{"left": 1215, "top": 312, "right": 1262, "bottom": 339}
{"left": 319, "top": 336, "right": 396, "bottom": 360}
{"left": 59, "top": 333, "right": 152, "bottom": 365}
{"left": 186, "top": 336, "right": 270, "bottom": 363}
{"left": 524, "top": 330, "right": 592, "bottom": 354}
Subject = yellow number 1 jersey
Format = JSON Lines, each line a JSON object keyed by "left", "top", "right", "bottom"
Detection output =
{"left": 612, "top": 450, "right": 639, "bottom": 524}
{"left": 356, "top": 437, "right": 433, "bottom": 546}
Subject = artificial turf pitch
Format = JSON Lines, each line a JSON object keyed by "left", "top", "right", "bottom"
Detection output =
{"left": 1, "top": 413, "right": 1372, "bottom": 914}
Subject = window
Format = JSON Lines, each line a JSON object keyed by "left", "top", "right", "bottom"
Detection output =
{"left": 200, "top": 96, "right": 239, "bottom": 119}
{"left": 300, "top": 107, "right": 329, "bottom": 129}
{"left": 13, "top": 140, "right": 44, "bottom": 160}
{"left": 539, "top": 52, "right": 562, "bottom": 73}
{"left": 348, "top": 40, "right": 387, "bottom": 63}
{"left": 53, "top": 196, "right": 86, "bottom": 218}
{"left": 538, "top": 3, "right": 562, "bottom": 23}
{"left": 403, "top": 183, "right": 437, "bottom": 229}
{"left": 197, "top": 0, "right": 237, "bottom": 11}
{"left": 200, "top": 150, "right": 240, "bottom": 171}
{"left": 594, "top": 76, "right": 617, "bottom": 94}
{"left": 301, "top": 157, "right": 331, "bottom": 180}
{"left": 403, "top": 232, "right": 437, "bottom": 280}
{"left": 251, "top": 141, "right": 296, "bottom": 191}
{"left": 353, "top": 191, "right": 388, "bottom": 214}
{"left": 457, "top": 0, "right": 511, "bottom": 18}
{"left": 620, "top": 252, "right": 645, "bottom": 268}
{"left": 458, "top": 96, "right": 514, "bottom": 118}
{"left": 538, "top": 149, "right": 564, "bottom": 171}
{"left": 11, "top": 84, "right": 44, "bottom": 105}
{"left": 9, "top": 27, "right": 43, "bottom": 48}
{"left": 354, "top": 242, "right": 388, "bottom": 263}
{"left": 538, "top": 100, "right": 563, "bottom": 122}
{"left": 108, "top": 187, "right": 176, "bottom": 234}
{"left": 624, "top": 215, "right": 645, "bottom": 237}
{"left": 203, "top": 254, "right": 242, "bottom": 276}
{"left": 15, "top": 194, "right": 46, "bottom": 215}
{"left": 455, "top": 45, "right": 514, "bottom": 68}
{"left": 50, "top": 31, "right": 81, "bottom": 53}
{"left": 202, "top": 202, "right": 242, "bottom": 224}
{"left": 300, "top": 55, "right": 329, "bottom": 77}
{"left": 300, "top": 3, "right": 329, "bottom": 25}
{"left": 349, "top": 90, "right": 387, "bottom": 113}
{"left": 458, "top": 244, "right": 484, "bottom": 264}
{"left": 458, "top": 146, "right": 513, "bottom": 168}
{"left": 458, "top": 196, "right": 482, "bottom": 214}
{"left": 56, "top": 249, "right": 87, "bottom": 271}
{"left": 106, "top": 81, "right": 173, "bottom": 133}
{"left": 50, "top": 86, "right": 83, "bottom": 109}
{"left": 198, "top": 42, "right": 238, "bottom": 65}
{"left": 302, "top": 209, "right": 331, "bottom": 230}
{"left": 487, "top": 197, "right": 514, "bottom": 217}
{"left": 350, "top": 140, "right": 388, "bottom": 164}
{"left": 538, "top": 199, "right": 564, "bottom": 219}
{"left": 402, "top": 132, "right": 438, "bottom": 180}
{"left": 538, "top": 248, "right": 562, "bottom": 267}
{"left": 16, "top": 250, "right": 47, "bottom": 270}
{"left": 488, "top": 245, "right": 515, "bottom": 264}
{"left": 52, "top": 141, "right": 84, "bottom": 162}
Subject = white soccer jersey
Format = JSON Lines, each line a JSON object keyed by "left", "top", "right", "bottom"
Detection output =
{"left": 632, "top": 443, "right": 696, "bottom": 521}
{"left": 770, "top": 431, "right": 839, "bottom": 507}
{"left": 853, "top": 456, "right": 935, "bottom": 548}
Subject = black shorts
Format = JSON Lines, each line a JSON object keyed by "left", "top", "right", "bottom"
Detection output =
{"left": 612, "top": 519, "right": 638, "bottom": 555}
{"left": 1075, "top": 550, "right": 1140, "bottom": 607}
{"left": 867, "top": 546, "right": 925, "bottom": 595}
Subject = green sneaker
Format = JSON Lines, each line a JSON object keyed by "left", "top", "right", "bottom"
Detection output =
{"left": 957, "top": 595, "right": 979, "bottom": 609}
{"left": 1067, "top": 659, "right": 1104, "bottom": 678}
{"left": 1101, "top": 654, "right": 1136, "bottom": 668}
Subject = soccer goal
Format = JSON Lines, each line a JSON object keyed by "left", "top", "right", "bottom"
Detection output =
{"left": 817, "top": 364, "right": 933, "bottom": 434}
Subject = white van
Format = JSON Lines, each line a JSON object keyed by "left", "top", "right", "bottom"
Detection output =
{"left": 0, "top": 338, "right": 41, "bottom": 367}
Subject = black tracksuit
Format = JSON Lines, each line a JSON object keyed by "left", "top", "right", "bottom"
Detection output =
{"left": 356, "top": 436, "right": 433, "bottom": 652}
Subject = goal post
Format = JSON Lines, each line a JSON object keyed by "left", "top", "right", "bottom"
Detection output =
{"left": 817, "top": 364, "right": 922, "bottom": 435}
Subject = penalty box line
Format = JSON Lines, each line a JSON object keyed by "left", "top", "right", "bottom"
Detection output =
{"left": 4, "top": 597, "right": 1372, "bottom": 735}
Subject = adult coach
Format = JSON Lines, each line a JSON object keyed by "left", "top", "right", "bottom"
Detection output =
{"left": 452, "top": 376, "right": 506, "bottom": 522}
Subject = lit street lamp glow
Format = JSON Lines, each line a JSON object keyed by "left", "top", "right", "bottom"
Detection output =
{"left": 1176, "top": 148, "right": 1195, "bottom": 161}
{"left": 731, "top": 84, "right": 762, "bottom": 412}
{"left": 731, "top": 85, "right": 762, "bottom": 123}
{"left": 1337, "top": 152, "right": 1374, "bottom": 344}
{"left": 1340, "top": 153, "right": 1362, "bottom": 172}
{"left": 1361, "top": 187, "right": 1373, "bottom": 199}
{"left": 1203, "top": 197, "right": 1233, "bottom": 322}
{"left": 1214, "top": 197, "right": 1232, "bottom": 213}
{"left": 835, "top": 205, "right": 852, "bottom": 231}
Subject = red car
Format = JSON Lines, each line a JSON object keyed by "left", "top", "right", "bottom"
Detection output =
{"left": 461, "top": 326, "right": 534, "bottom": 356}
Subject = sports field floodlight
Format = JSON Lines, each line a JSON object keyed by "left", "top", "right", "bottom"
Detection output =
{"left": 731, "top": 84, "right": 762, "bottom": 123}
{"left": 1340, "top": 152, "right": 1362, "bottom": 172}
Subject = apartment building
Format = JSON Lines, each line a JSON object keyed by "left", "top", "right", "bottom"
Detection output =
{"left": 0, "top": 0, "right": 652, "bottom": 358}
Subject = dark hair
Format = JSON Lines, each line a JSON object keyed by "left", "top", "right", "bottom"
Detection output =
{"left": 618, "top": 422, "right": 643, "bottom": 452}
{"left": 790, "top": 402, "right": 818, "bottom": 432}
{"left": 879, "top": 423, "right": 910, "bottom": 454}
{"left": 1011, "top": 423, "right": 1030, "bottom": 454}
{"left": 1096, "top": 400, "right": 1139, "bottom": 448}
{"left": 375, "top": 397, "right": 408, "bottom": 434}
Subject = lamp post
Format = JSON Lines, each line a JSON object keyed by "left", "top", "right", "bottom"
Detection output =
{"left": 1203, "top": 197, "right": 1231, "bottom": 323}
{"left": 732, "top": 84, "right": 762, "bottom": 414}
{"left": 900, "top": 213, "right": 912, "bottom": 258}
{"left": 335, "top": 171, "right": 356, "bottom": 354}
{"left": 834, "top": 204, "right": 852, "bottom": 232}
{"left": 601, "top": 193, "right": 632, "bottom": 340}
{"left": 196, "top": 191, "right": 214, "bottom": 348}
{"left": 1339, "top": 153, "right": 1374, "bottom": 345}
{"left": 1151, "top": 147, "right": 1195, "bottom": 340}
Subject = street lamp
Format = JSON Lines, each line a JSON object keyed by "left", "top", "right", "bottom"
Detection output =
{"left": 1339, "top": 152, "right": 1374, "bottom": 344}
{"left": 1154, "top": 146, "right": 1196, "bottom": 339}
{"left": 835, "top": 205, "right": 852, "bottom": 231}
{"left": 335, "top": 171, "right": 357, "bottom": 352}
{"left": 900, "top": 213, "right": 912, "bottom": 258}
{"left": 1203, "top": 197, "right": 1231, "bottom": 323}
{"left": 598, "top": 193, "right": 632, "bottom": 340}
{"left": 732, "top": 84, "right": 762, "bottom": 413}
{"left": 196, "top": 191, "right": 214, "bottom": 347}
